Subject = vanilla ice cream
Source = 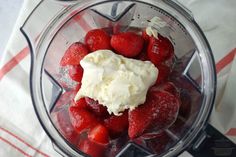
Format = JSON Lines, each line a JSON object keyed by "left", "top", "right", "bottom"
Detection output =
{"left": 74, "top": 50, "right": 158, "bottom": 115}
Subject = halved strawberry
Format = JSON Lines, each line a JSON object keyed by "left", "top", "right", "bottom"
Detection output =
{"left": 69, "top": 106, "right": 99, "bottom": 134}
{"left": 60, "top": 42, "right": 89, "bottom": 66}
{"left": 128, "top": 91, "right": 180, "bottom": 139}
{"left": 78, "top": 139, "right": 106, "bottom": 157}
{"left": 88, "top": 124, "right": 109, "bottom": 144}
{"left": 147, "top": 35, "right": 174, "bottom": 66}
{"left": 85, "top": 97, "right": 109, "bottom": 117}
{"left": 85, "top": 29, "right": 112, "bottom": 52}
{"left": 111, "top": 32, "right": 144, "bottom": 57}
{"left": 68, "top": 65, "right": 83, "bottom": 82}
{"left": 155, "top": 64, "right": 171, "bottom": 84}
{"left": 136, "top": 51, "right": 148, "bottom": 61}
{"left": 104, "top": 111, "right": 128, "bottom": 138}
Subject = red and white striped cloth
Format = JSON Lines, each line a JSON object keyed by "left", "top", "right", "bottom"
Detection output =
{"left": 0, "top": 0, "right": 236, "bottom": 156}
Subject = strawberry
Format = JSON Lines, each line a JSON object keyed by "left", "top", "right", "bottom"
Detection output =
{"left": 155, "top": 64, "right": 171, "bottom": 84}
{"left": 147, "top": 35, "right": 174, "bottom": 66}
{"left": 151, "top": 82, "right": 179, "bottom": 98}
{"left": 136, "top": 51, "right": 148, "bottom": 61}
{"left": 69, "top": 106, "right": 99, "bottom": 134}
{"left": 85, "top": 97, "right": 109, "bottom": 117}
{"left": 73, "top": 98, "right": 87, "bottom": 109}
{"left": 85, "top": 29, "right": 112, "bottom": 52}
{"left": 78, "top": 139, "right": 106, "bottom": 157}
{"left": 104, "top": 111, "right": 128, "bottom": 138}
{"left": 88, "top": 124, "right": 109, "bottom": 144}
{"left": 68, "top": 65, "right": 83, "bottom": 82}
{"left": 60, "top": 42, "right": 89, "bottom": 66}
{"left": 128, "top": 91, "right": 180, "bottom": 139}
{"left": 142, "top": 30, "right": 150, "bottom": 43}
{"left": 111, "top": 32, "right": 144, "bottom": 57}
{"left": 55, "top": 109, "right": 79, "bottom": 145}
{"left": 73, "top": 83, "right": 81, "bottom": 92}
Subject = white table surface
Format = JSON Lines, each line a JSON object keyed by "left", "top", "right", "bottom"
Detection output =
{"left": 0, "top": 1, "right": 23, "bottom": 57}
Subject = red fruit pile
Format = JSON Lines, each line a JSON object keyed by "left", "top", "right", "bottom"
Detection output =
{"left": 128, "top": 89, "right": 180, "bottom": 139}
{"left": 58, "top": 28, "right": 183, "bottom": 156}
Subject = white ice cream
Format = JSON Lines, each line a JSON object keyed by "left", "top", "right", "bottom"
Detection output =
{"left": 74, "top": 50, "right": 158, "bottom": 115}
{"left": 146, "top": 26, "right": 158, "bottom": 38}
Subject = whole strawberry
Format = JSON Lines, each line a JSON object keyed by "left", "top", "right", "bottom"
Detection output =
{"left": 60, "top": 42, "right": 89, "bottom": 66}
{"left": 85, "top": 29, "right": 112, "bottom": 52}
{"left": 68, "top": 65, "right": 83, "bottom": 82}
{"left": 111, "top": 32, "right": 144, "bottom": 57}
{"left": 128, "top": 90, "right": 180, "bottom": 139}
{"left": 147, "top": 35, "right": 174, "bottom": 65}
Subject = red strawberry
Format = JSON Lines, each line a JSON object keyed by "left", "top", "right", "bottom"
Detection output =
{"left": 55, "top": 109, "right": 79, "bottom": 145}
{"left": 155, "top": 64, "right": 171, "bottom": 84}
{"left": 142, "top": 30, "right": 150, "bottom": 43}
{"left": 136, "top": 51, "right": 148, "bottom": 61}
{"left": 78, "top": 139, "right": 106, "bottom": 157}
{"left": 85, "top": 29, "right": 111, "bottom": 52}
{"left": 111, "top": 32, "right": 144, "bottom": 57}
{"left": 104, "top": 111, "right": 128, "bottom": 138}
{"left": 73, "top": 98, "right": 87, "bottom": 109}
{"left": 73, "top": 83, "right": 81, "bottom": 92}
{"left": 69, "top": 106, "right": 99, "bottom": 134}
{"left": 60, "top": 42, "right": 89, "bottom": 66}
{"left": 68, "top": 65, "right": 83, "bottom": 82}
{"left": 151, "top": 82, "right": 179, "bottom": 98}
{"left": 147, "top": 35, "right": 174, "bottom": 66}
{"left": 85, "top": 97, "right": 109, "bottom": 117}
{"left": 88, "top": 124, "right": 109, "bottom": 144}
{"left": 128, "top": 91, "right": 180, "bottom": 139}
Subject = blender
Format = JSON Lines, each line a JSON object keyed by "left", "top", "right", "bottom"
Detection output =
{"left": 20, "top": 0, "right": 232, "bottom": 156}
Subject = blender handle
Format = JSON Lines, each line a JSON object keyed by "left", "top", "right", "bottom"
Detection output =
{"left": 186, "top": 123, "right": 236, "bottom": 157}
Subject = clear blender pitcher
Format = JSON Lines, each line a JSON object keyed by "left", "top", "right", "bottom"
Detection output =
{"left": 21, "top": 0, "right": 216, "bottom": 156}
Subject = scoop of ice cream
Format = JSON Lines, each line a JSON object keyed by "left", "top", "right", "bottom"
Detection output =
{"left": 75, "top": 50, "right": 158, "bottom": 115}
